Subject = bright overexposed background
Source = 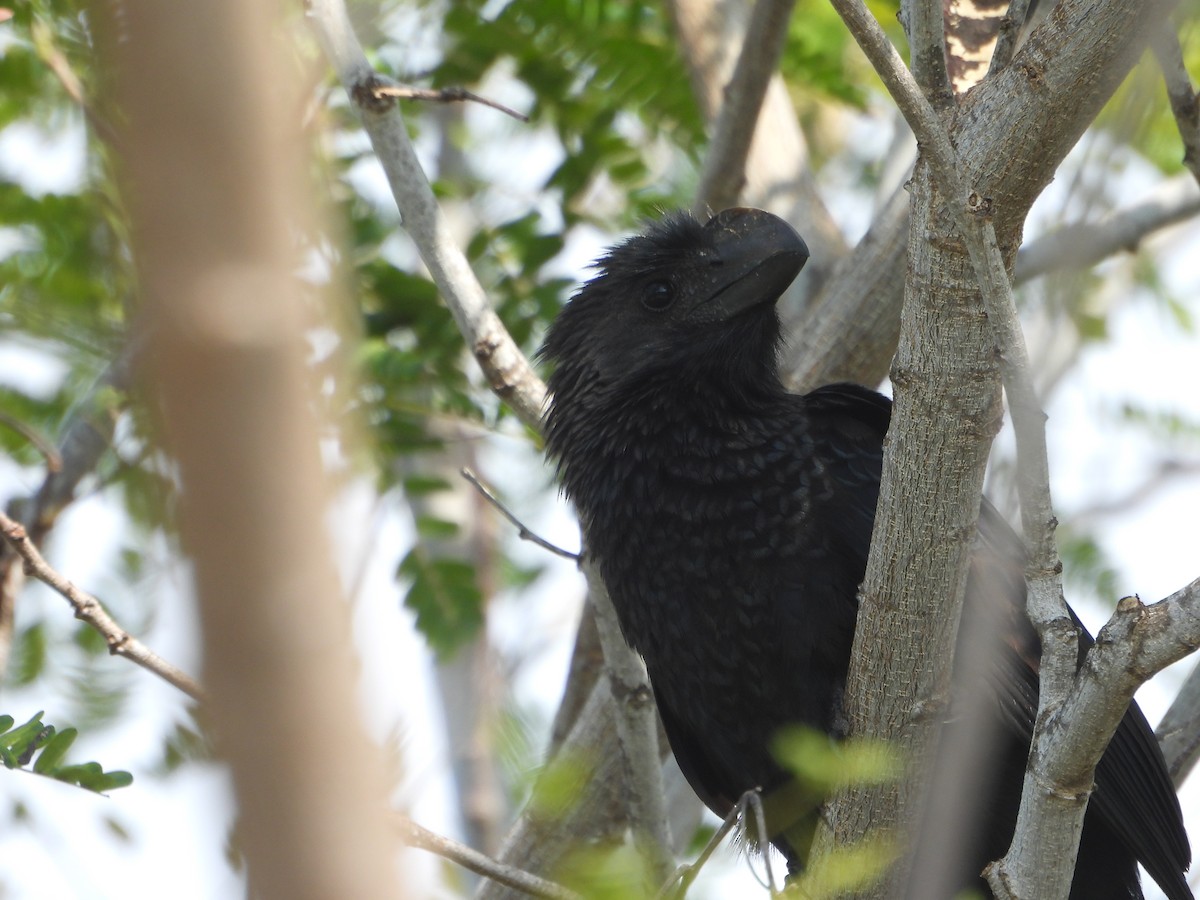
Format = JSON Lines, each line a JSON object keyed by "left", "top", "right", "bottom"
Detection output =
{"left": 3, "top": 8, "right": 1200, "bottom": 900}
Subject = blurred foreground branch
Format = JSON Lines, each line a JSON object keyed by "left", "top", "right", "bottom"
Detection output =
{"left": 101, "top": 0, "right": 402, "bottom": 897}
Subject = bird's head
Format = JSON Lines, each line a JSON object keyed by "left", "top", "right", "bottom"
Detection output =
{"left": 540, "top": 208, "right": 808, "bottom": 418}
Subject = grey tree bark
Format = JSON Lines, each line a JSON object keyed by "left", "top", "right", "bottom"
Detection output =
{"left": 817, "top": 1, "right": 1184, "bottom": 898}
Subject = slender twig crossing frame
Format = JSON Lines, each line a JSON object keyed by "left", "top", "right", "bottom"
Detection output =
{"left": 0, "top": 511, "right": 205, "bottom": 702}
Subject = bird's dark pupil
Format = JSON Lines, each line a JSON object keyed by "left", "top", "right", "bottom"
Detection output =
{"left": 642, "top": 280, "right": 674, "bottom": 311}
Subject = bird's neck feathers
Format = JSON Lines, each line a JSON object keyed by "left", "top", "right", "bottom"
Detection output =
{"left": 542, "top": 305, "right": 792, "bottom": 500}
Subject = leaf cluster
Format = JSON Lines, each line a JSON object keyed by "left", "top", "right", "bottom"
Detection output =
{"left": 1, "top": 710, "right": 133, "bottom": 793}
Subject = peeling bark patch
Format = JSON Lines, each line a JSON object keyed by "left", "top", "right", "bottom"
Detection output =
{"left": 1019, "top": 61, "right": 1046, "bottom": 88}
{"left": 473, "top": 333, "right": 517, "bottom": 399}
{"left": 967, "top": 191, "right": 994, "bottom": 216}
{"left": 350, "top": 75, "right": 395, "bottom": 114}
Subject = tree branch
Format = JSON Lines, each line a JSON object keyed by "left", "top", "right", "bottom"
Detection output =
{"left": 103, "top": 0, "right": 405, "bottom": 894}
{"left": 813, "top": 6, "right": 1010, "bottom": 894}
{"left": 1152, "top": 23, "right": 1200, "bottom": 186}
{"left": 460, "top": 467, "right": 580, "bottom": 562}
{"left": 0, "top": 343, "right": 136, "bottom": 675}
{"left": 401, "top": 816, "right": 582, "bottom": 900}
{"left": 305, "top": 0, "right": 547, "bottom": 430}
{"left": 546, "top": 598, "right": 604, "bottom": 757}
{"left": 30, "top": 16, "right": 120, "bottom": 146}
{"left": 785, "top": 140, "right": 1200, "bottom": 392}
{"left": 1157, "top": 650, "right": 1200, "bottom": 787}
{"left": 829, "top": 0, "right": 965, "bottom": 202}
{"left": 0, "top": 414, "right": 62, "bottom": 473}
{"left": 656, "top": 788, "right": 776, "bottom": 899}
{"left": 475, "top": 676, "right": 642, "bottom": 900}
{"left": 956, "top": 0, "right": 1181, "bottom": 240}
{"left": 782, "top": 182, "right": 908, "bottom": 391}
{"left": 692, "top": 0, "right": 799, "bottom": 214}
{"left": 990, "top": 580, "right": 1200, "bottom": 897}
{"left": 582, "top": 555, "right": 674, "bottom": 883}
{"left": 820, "top": 1, "right": 1181, "bottom": 896}
{"left": 0, "top": 510, "right": 204, "bottom": 701}
{"left": 902, "top": 0, "right": 953, "bottom": 109}
{"left": 986, "top": 0, "right": 1034, "bottom": 78}
{"left": 1015, "top": 174, "right": 1200, "bottom": 283}
{"left": 369, "top": 81, "right": 529, "bottom": 122}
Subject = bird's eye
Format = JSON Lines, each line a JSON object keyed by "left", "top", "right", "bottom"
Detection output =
{"left": 641, "top": 280, "right": 675, "bottom": 312}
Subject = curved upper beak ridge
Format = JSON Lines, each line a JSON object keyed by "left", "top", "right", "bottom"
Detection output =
{"left": 699, "top": 208, "right": 809, "bottom": 319}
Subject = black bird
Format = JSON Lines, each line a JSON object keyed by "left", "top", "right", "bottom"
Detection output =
{"left": 540, "top": 208, "right": 1191, "bottom": 899}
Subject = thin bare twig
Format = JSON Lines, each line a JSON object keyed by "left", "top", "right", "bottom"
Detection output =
{"left": 656, "top": 787, "right": 777, "bottom": 900}
{"left": 30, "top": 18, "right": 120, "bottom": 146}
{"left": 746, "top": 790, "right": 779, "bottom": 894}
{"left": 0, "top": 344, "right": 137, "bottom": 674}
{"left": 657, "top": 807, "right": 740, "bottom": 900}
{"left": 0, "top": 511, "right": 204, "bottom": 702}
{"left": 400, "top": 816, "right": 582, "bottom": 900}
{"left": 460, "top": 467, "right": 580, "bottom": 561}
{"left": 370, "top": 82, "right": 529, "bottom": 122}
{"left": 829, "top": 1, "right": 966, "bottom": 202}
{"left": 1152, "top": 23, "right": 1200, "bottom": 186}
{"left": 0, "top": 413, "right": 62, "bottom": 473}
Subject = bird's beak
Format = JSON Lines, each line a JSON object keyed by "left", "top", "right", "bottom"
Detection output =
{"left": 699, "top": 208, "right": 809, "bottom": 319}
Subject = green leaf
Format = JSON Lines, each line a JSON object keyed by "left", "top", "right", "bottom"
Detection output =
{"left": 1060, "top": 529, "right": 1121, "bottom": 603}
{"left": 414, "top": 515, "right": 460, "bottom": 541}
{"left": 403, "top": 475, "right": 453, "bottom": 497}
{"left": 155, "top": 720, "right": 214, "bottom": 775}
{"left": 9, "top": 622, "right": 48, "bottom": 686}
{"left": 32, "top": 726, "right": 76, "bottom": 774}
{"left": 528, "top": 749, "right": 596, "bottom": 819}
{"left": 398, "top": 547, "right": 484, "bottom": 657}
{"left": 786, "top": 831, "right": 898, "bottom": 898}
{"left": 0, "top": 710, "right": 133, "bottom": 793}
{"left": 53, "top": 763, "right": 134, "bottom": 792}
{"left": 0, "top": 711, "right": 49, "bottom": 762}
{"left": 773, "top": 726, "right": 902, "bottom": 790}
{"left": 556, "top": 839, "right": 657, "bottom": 900}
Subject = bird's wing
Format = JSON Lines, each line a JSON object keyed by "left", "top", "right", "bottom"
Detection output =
{"left": 799, "top": 383, "right": 890, "bottom": 581}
